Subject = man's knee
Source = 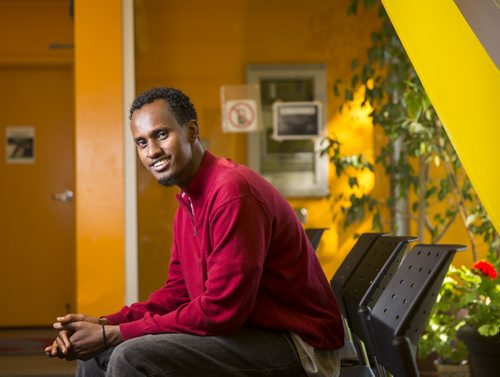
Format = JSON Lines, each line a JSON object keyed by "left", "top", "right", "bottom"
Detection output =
{"left": 76, "top": 347, "right": 114, "bottom": 377}
{"left": 107, "top": 337, "right": 160, "bottom": 375}
{"left": 107, "top": 334, "right": 197, "bottom": 375}
{"left": 76, "top": 358, "right": 105, "bottom": 377}
{"left": 108, "top": 340, "right": 136, "bottom": 368}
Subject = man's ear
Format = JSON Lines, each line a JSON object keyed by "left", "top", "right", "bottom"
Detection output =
{"left": 187, "top": 120, "right": 200, "bottom": 142}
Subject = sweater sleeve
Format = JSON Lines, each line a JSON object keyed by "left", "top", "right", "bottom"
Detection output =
{"left": 103, "top": 241, "right": 190, "bottom": 325}
{"left": 118, "top": 195, "right": 271, "bottom": 339}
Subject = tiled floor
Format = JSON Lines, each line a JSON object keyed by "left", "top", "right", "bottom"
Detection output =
{"left": 0, "top": 328, "right": 76, "bottom": 377}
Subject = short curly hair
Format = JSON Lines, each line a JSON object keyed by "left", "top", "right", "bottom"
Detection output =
{"left": 129, "top": 87, "right": 198, "bottom": 126}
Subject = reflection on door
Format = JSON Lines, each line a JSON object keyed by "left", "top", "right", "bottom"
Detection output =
{"left": 0, "top": 65, "right": 75, "bottom": 326}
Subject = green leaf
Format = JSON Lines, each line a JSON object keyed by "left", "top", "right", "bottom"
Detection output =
{"left": 351, "top": 74, "right": 359, "bottom": 89}
{"left": 372, "top": 211, "right": 382, "bottom": 230}
{"left": 405, "top": 93, "right": 423, "bottom": 119}
{"left": 347, "top": 0, "right": 357, "bottom": 15}
{"left": 409, "top": 121, "right": 425, "bottom": 135}
{"left": 333, "top": 84, "right": 339, "bottom": 96}
{"left": 412, "top": 201, "right": 419, "bottom": 212}
{"left": 425, "top": 186, "right": 437, "bottom": 199}
{"left": 345, "top": 89, "right": 354, "bottom": 101}
{"left": 466, "top": 214, "right": 477, "bottom": 227}
{"left": 348, "top": 177, "right": 358, "bottom": 188}
{"left": 478, "top": 324, "right": 499, "bottom": 337}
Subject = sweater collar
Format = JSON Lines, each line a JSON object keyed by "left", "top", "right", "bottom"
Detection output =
{"left": 182, "top": 151, "right": 217, "bottom": 199}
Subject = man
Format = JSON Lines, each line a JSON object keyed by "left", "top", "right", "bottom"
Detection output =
{"left": 46, "top": 87, "right": 344, "bottom": 376}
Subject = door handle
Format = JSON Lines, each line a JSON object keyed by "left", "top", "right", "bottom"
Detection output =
{"left": 52, "top": 189, "right": 74, "bottom": 202}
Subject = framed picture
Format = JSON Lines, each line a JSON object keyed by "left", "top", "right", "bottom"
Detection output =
{"left": 6, "top": 126, "right": 35, "bottom": 164}
{"left": 273, "top": 101, "right": 323, "bottom": 140}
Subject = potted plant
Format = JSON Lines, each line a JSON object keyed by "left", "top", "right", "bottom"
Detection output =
{"left": 418, "top": 270, "right": 469, "bottom": 375}
{"left": 419, "top": 259, "right": 499, "bottom": 376}
{"left": 455, "top": 260, "right": 500, "bottom": 376}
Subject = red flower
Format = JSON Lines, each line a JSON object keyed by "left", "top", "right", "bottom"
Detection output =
{"left": 471, "top": 260, "right": 498, "bottom": 279}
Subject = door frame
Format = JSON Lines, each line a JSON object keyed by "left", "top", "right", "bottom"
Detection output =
{"left": 123, "top": 0, "right": 138, "bottom": 305}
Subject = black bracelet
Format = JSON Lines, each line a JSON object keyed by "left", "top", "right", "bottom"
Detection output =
{"left": 101, "top": 324, "right": 108, "bottom": 350}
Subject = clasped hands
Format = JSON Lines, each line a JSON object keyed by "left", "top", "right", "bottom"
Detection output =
{"left": 45, "top": 314, "right": 123, "bottom": 361}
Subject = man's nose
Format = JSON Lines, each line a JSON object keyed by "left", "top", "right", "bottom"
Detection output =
{"left": 147, "top": 141, "right": 162, "bottom": 158}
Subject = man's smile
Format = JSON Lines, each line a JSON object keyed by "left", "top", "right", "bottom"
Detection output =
{"left": 150, "top": 157, "right": 171, "bottom": 171}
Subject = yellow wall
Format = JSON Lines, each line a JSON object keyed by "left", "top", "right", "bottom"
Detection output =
{"left": 74, "top": 0, "right": 125, "bottom": 315}
{"left": 381, "top": 0, "right": 500, "bottom": 242}
{"left": 134, "top": 0, "right": 381, "bottom": 295}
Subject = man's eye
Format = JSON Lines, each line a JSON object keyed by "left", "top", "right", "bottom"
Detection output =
{"left": 136, "top": 140, "right": 147, "bottom": 149}
{"left": 157, "top": 130, "right": 169, "bottom": 140}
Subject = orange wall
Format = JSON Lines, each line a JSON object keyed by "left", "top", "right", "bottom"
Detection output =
{"left": 0, "top": 0, "right": 485, "bottom": 314}
{"left": 0, "top": 0, "right": 76, "bottom": 326}
{"left": 0, "top": 0, "right": 73, "bottom": 65}
{"left": 74, "top": 0, "right": 125, "bottom": 315}
{"left": 133, "top": 0, "right": 381, "bottom": 296}
{"left": 0, "top": 0, "right": 127, "bottom": 318}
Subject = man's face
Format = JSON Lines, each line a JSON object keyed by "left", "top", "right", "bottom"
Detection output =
{"left": 130, "top": 99, "right": 198, "bottom": 188}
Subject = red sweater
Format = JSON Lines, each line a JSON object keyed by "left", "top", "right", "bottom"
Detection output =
{"left": 105, "top": 152, "right": 344, "bottom": 349}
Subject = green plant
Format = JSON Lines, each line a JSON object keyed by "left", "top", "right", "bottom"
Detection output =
{"left": 419, "top": 259, "right": 499, "bottom": 363}
{"left": 328, "top": 0, "right": 499, "bottom": 258}
{"left": 326, "top": 0, "right": 500, "bottom": 365}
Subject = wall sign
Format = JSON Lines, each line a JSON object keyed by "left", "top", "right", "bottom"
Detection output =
{"left": 225, "top": 99, "right": 258, "bottom": 132}
{"left": 6, "top": 126, "right": 35, "bottom": 164}
{"left": 272, "top": 101, "right": 323, "bottom": 140}
{"left": 220, "top": 84, "right": 262, "bottom": 133}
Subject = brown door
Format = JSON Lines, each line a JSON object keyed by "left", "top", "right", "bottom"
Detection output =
{"left": 0, "top": 64, "right": 75, "bottom": 326}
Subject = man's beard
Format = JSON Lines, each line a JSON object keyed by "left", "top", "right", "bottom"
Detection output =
{"left": 158, "top": 174, "right": 178, "bottom": 187}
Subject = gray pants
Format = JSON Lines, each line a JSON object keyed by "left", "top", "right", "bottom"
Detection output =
{"left": 76, "top": 327, "right": 307, "bottom": 377}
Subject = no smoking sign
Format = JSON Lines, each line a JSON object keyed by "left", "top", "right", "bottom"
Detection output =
{"left": 224, "top": 99, "right": 258, "bottom": 132}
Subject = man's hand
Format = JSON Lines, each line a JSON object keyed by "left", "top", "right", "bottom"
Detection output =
{"left": 45, "top": 329, "right": 72, "bottom": 358}
{"left": 54, "top": 321, "right": 105, "bottom": 360}
{"left": 44, "top": 313, "right": 112, "bottom": 359}
{"left": 56, "top": 313, "right": 108, "bottom": 326}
